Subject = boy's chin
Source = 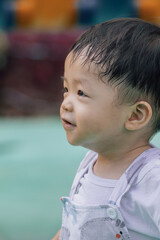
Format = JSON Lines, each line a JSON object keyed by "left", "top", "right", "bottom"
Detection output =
{"left": 66, "top": 136, "right": 87, "bottom": 148}
{"left": 66, "top": 137, "right": 80, "bottom": 146}
{"left": 67, "top": 137, "right": 92, "bottom": 151}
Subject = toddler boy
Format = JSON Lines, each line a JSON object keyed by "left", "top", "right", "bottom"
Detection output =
{"left": 53, "top": 18, "right": 160, "bottom": 240}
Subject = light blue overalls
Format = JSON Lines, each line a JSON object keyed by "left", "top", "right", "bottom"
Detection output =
{"left": 59, "top": 148, "right": 160, "bottom": 240}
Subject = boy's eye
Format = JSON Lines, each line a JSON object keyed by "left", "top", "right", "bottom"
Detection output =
{"left": 77, "top": 90, "right": 86, "bottom": 97}
{"left": 63, "top": 87, "right": 68, "bottom": 93}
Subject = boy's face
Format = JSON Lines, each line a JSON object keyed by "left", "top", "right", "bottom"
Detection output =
{"left": 60, "top": 52, "right": 129, "bottom": 153}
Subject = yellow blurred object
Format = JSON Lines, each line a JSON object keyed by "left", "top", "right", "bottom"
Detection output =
{"left": 139, "top": 0, "right": 160, "bottom": 25}
{"left": 16, "top": 0, "right": 77, "bottom": 30}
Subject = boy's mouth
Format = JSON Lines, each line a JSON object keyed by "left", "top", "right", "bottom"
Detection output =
{"left": 62, "top": 118, "right": 76, "bottom": 128}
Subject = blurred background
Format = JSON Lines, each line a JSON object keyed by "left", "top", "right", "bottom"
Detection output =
{"left": 0, "top": 0, "right": 160, "bottom": 240}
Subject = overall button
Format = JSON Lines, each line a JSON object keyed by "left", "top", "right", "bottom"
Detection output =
{"left": 107, "top": 207, "right": 118, "bottom": 220}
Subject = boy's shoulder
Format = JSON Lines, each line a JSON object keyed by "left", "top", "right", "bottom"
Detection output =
{"left": 75, "top": 147, "right": 160, "bottom": 185}
{"left": 77, "top": 148, "right": 160, "bottom": 183}
{"left": 126, "top": 148, "right": 160, "bottom": 225}
{"left": 130, "top": 147, "right": 160, "bottom": 186}
{"left": 77, "top": 147, "right": 160, "bottom": 174}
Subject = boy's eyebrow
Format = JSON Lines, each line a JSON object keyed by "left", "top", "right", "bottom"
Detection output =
{"left": 61, "top": 76, "right": 84, "bottom": 84}
{"left": 61, "top": 76, "right": 68, "bottom": 83}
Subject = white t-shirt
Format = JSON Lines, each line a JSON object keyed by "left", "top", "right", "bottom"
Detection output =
{"left": 73, "top": 159, "right": 117, "bottom": 205}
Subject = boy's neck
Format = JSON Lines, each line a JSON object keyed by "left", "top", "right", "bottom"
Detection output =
{"left": 93, "top": 143, "right": 151, "bottom": 179}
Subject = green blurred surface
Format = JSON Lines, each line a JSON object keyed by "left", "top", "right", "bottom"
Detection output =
{"left": 0, "top": 117, "right": 159, "bottom": 240}
{"left": 0, "top": 117, "right": 87, "bottom": 240}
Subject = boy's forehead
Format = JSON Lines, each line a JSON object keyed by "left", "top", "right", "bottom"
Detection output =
{"left": 65, "top": 50, "right": 87, "bottom": 65}
{"left": 65, "top": 50, "right": 101, "bottom": 77}
{"left": 64, "top": 54, "right": 95, "bottom": 85}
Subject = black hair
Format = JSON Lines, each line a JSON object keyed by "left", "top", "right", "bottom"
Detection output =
{"left": 70, "top": 18, "right": 160, "bottom": 132}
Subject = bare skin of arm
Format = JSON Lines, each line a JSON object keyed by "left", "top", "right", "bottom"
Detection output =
{"left": 52, "top": 230, "right": 60, "bottom": 240}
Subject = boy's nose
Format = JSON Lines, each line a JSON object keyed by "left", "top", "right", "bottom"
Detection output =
{"left": 61, "top": 98, "right": 73, "bottom": 112}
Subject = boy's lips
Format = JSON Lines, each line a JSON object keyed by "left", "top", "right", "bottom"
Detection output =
{"left": 61, "top": 118, "right": 76, "bottom": 129}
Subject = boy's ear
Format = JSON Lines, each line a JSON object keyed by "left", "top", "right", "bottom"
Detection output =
{"left": 125, "top": 101, "right": 152, "bottom": 131}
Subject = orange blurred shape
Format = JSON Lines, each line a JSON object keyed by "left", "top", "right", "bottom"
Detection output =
{"left": 16, "top": 0, "right": 77, "bottom": 29}
{"left": 16, "top": 0, "right": 35, "bottom": 27}
{"left": 139, "top": 0, "right": 160, "bottom": 25}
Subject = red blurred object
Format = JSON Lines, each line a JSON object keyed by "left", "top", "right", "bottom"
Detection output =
{"left": 0, "top": 30, "right": 83, "bottom": 116}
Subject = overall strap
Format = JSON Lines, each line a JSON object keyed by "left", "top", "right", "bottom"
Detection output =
{"left": 69, "top": 151, "right": 98, "bottom": 199}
